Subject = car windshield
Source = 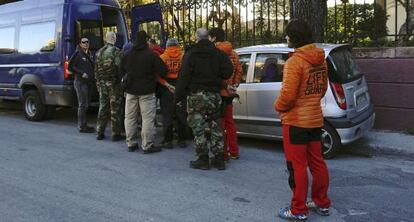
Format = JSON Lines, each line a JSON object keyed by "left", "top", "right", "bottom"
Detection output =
{"left": 329, "top": 47, "right": 362, "bottom": 83}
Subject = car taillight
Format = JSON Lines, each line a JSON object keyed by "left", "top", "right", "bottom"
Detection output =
{"left": 331, "top": 82, "right": 347, "bottom": 109}
{"left": 63, "top": 57, "right": 72, "bottom": 80}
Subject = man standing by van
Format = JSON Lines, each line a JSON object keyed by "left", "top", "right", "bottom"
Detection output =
{"left": 94, "top": 32, "right": 124, "bottom": 141}
{"left": 175, "top": 28, "right": 233, "bottom": 170}
{"left": 275, "top": 19, "right": 331, "bottom": 221}
{"left": 208, "top": 28, "right": 242, "bottom": 161}
{"left": 121, "top": 31, "right": 167, "bottom": 153}
{"left": 69, "top": 37, "right": 95, "bottom": 133}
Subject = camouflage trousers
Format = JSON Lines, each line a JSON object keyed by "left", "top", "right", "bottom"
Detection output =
{"left": 187, "top": 91, "right": 224, "bottom": 156}
{"left": 96, "top": 80, "right": 124, "bottom": 135}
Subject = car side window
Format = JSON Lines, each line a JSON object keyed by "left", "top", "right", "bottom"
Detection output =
{"left": 238, "top": 54, "right": 251, "bottom": 84}
{"left": 253, "top": 53, "right": 287, "bottom": 83}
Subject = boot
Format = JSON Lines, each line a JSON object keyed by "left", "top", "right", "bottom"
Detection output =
{"left": 190, "top": 155, "right": 210, "bottom": 170}
{"left": 211, "top": 154, "right": 226, "bottom": 170}
{"left": 96, "top": 133, "right": 105, "bottom": 140}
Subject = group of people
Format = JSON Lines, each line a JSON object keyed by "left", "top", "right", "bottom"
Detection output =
{"left": 68, "top": 27, "right": 242, "bottom": 166}
{"left": 68, "top": 19, "right": 331, "bottom": 221}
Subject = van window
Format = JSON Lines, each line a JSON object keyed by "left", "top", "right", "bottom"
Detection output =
{"left": 139, "top": 21, "right": 162, "bottom": 43}
{"left": 102, "top": 7, "right": 127, "bottom": 48}
{"left": 329, "top": 47, "right": 362, "bottom": 83}
{"left": 0, "top": 26, "right": 15, "bottom": 53}
{"left": 239, "top": 54, "right": 251, "bottom": 83}
{"left": 76, "top": 20, "right": 103, "bottom": 51}
{"left": 18, "top": 22, "right": 56, "bottom": 53}
{"left": 253, "top": 53, "right": 287, "bottom": 83}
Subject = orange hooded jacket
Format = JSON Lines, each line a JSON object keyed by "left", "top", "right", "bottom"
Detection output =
{"left": 274, "top": 44, "right": 328, "bottom": 128}
{"left": 158, "top": 46, "right": 183, "bottom": 86}
{"left": 215, "top": 41, "right": 242, "bottom": 97}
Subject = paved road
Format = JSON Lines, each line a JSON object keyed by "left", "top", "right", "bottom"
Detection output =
{"left": 1, "top": 101, "right": 413, "bottom": 222}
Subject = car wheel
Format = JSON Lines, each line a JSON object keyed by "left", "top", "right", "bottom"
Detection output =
{"left": 23, "top": 90, "right": 47, "bottom": 121}
{"left": 321, "top": 122, "right": 341, "bottom": 159}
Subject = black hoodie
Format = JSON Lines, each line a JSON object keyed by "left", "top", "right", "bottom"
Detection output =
{"left": 120, "top": 40, "right": 167, "bottom": 95}
{"left": 175, "top": 39, "right": 233, "bottom": 102}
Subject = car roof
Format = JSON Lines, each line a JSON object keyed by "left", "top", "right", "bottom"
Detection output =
{"left": 235, "top": 43, "right": 350, "bottom": 57}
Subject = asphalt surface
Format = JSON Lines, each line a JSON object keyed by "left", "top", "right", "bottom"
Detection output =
{"left": 1, "top": 101, "right": 414, "bottom": 222}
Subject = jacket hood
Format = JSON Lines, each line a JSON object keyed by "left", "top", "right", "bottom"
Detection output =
{"left": 164, "top": 46, "right": 183, "bottom": 58}
{"left": 192, "top": 39, "right": 217, "bottom": 57}
{"left": 294, "top": 44, "right": 325, "bottom": 65}
{"left": 215, "top": 41, "right": 234, "bottom": 55}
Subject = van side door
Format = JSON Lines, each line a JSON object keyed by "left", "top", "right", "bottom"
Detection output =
{"left": 131, "top": 2, "right": 166, "bottom": 47}
{"left": 246, "top": 53, "right": 288, "bottom": 136}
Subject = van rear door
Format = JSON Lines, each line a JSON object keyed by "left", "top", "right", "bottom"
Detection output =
{"left": 328, "top": 46, "right": 370, "bottom": 119}
{"left": 131, "top": 2, "right": 166, "bottom": 47}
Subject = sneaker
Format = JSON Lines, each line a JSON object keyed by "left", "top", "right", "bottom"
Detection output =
{"left": 143, "top": 146, "right": 162, "bottom": 154}
{"left": 112, "top": 134, "right": 126, "bottom": 142}
{"left": 230, "top": 153, "right": 240, "bottom": 160}
{"left": 278, "top": 207, "right": 307, "bottom": 221}
{"left": 96, "top": 133, "right": 105, "bottom": 140}
{"left": 128, "top": 145, "right": 139, "bottom": 152}
{"left": 79, "top": 126, "right": 94, "bottom": 133}
{"left": 306, "top": 201, "right": 330, "bottom": 216}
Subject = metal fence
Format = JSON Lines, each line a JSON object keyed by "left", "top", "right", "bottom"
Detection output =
{"left": 127, "top": 0, "right": 414, "bottom": 47}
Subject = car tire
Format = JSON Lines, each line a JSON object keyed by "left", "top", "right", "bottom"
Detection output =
{"left": 23, "top": 90, "right": 47, "bottom": 121}
{"left": 321, "top": 122, "right": 341, "bottom": 159}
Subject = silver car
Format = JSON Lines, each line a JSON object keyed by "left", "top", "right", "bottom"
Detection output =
{"left": 233, "top": 43, "right": 375, "bottom": 158}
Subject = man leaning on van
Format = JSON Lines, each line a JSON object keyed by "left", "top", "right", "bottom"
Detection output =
{"left": 68, "top": 37, "right": 95, "bottom": 133}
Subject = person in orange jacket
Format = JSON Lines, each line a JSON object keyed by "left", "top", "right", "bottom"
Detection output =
{"left": 158, "top": 38, "right": 187, "bottom": 148}
{"left": 149, "top": 38, "right": 165, "bottom": 56}
{"left": 208, "top": 28, "right": 242, "bottom": 161}
{"left": 275, "top": 19, "right": 331, "bottom": 221}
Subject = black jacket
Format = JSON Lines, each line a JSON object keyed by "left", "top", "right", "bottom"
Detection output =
{"left": 175, "top": 39, "right": 233, "bottom": 102}
{"left": 68, "top": 48, "right": 94, "bottom": 83}
{"left": 120, "top": 43, "right": 167, "bottom": 95}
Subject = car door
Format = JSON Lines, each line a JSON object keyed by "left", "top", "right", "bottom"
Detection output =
{"left": 131, "top": 2, "right": 166, "bottom": 47}
{"left": 246, "top": 52, "right": 288, "bottom": 138}
{"left": 232, "top": 53, "right": 252, "bottom": 133}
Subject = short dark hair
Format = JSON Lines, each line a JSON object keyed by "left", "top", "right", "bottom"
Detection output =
{"left": 208, "top": 28, "right": 225, "bottom": 42}
{"left": 284, "top": 19, "right": 314, "bottom": 48}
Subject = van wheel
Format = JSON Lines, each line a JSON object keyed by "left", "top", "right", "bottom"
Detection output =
{"left": 321, "top": 122, "right": 341, "bottom": 159}
{"left": 23, "top": 90, "right": 47, "bottom": 121}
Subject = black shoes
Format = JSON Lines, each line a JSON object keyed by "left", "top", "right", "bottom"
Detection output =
{"left": 128, "top": 145, "right": 139, "bottom": 152}
{"left": 79, "top": 125, "right": 94, "bottom": 133}
{"left": 96, "top": 133, "right": 105, "bottom": 140}
{"left": 143, "top": 146, "right": 162, "bottom": 154}
{"left": 211, "top": 154, "right": 226, "bottom": 170}
{"left": 112, "top": 134, "right": 126, "bottom": 142}
{"left": 190, "top": 155, "right": 210, "bottom": 170}
{"left": 160, "top": 140, "right": 173, "bottom": 149}
{"left": 177, "top": 140, "right": 187, "bottom": 148}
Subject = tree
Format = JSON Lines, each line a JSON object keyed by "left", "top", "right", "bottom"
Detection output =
{"left": 397, "top": 0, "right": 414, "bottom": 46}
{"left": 325, "top": 3, "right": 388, "bottom": 46}
{"left": 290, "top": 0, "right": 327, "bottom": 42}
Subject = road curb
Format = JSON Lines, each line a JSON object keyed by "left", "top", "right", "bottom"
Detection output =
{"left": 352, "top": 130, "right": 414, "bottom": 157}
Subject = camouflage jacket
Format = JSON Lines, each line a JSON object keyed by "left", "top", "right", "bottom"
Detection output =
{"left": 95, "top": 43, "right": 121, "bottom": 82}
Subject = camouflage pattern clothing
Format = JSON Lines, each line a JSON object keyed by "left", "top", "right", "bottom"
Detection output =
{"left": 95, "top": 43, "right": 123, "bottom": 135}
{"left": 187, "top": 91, "right": 224, "bottom": 156}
